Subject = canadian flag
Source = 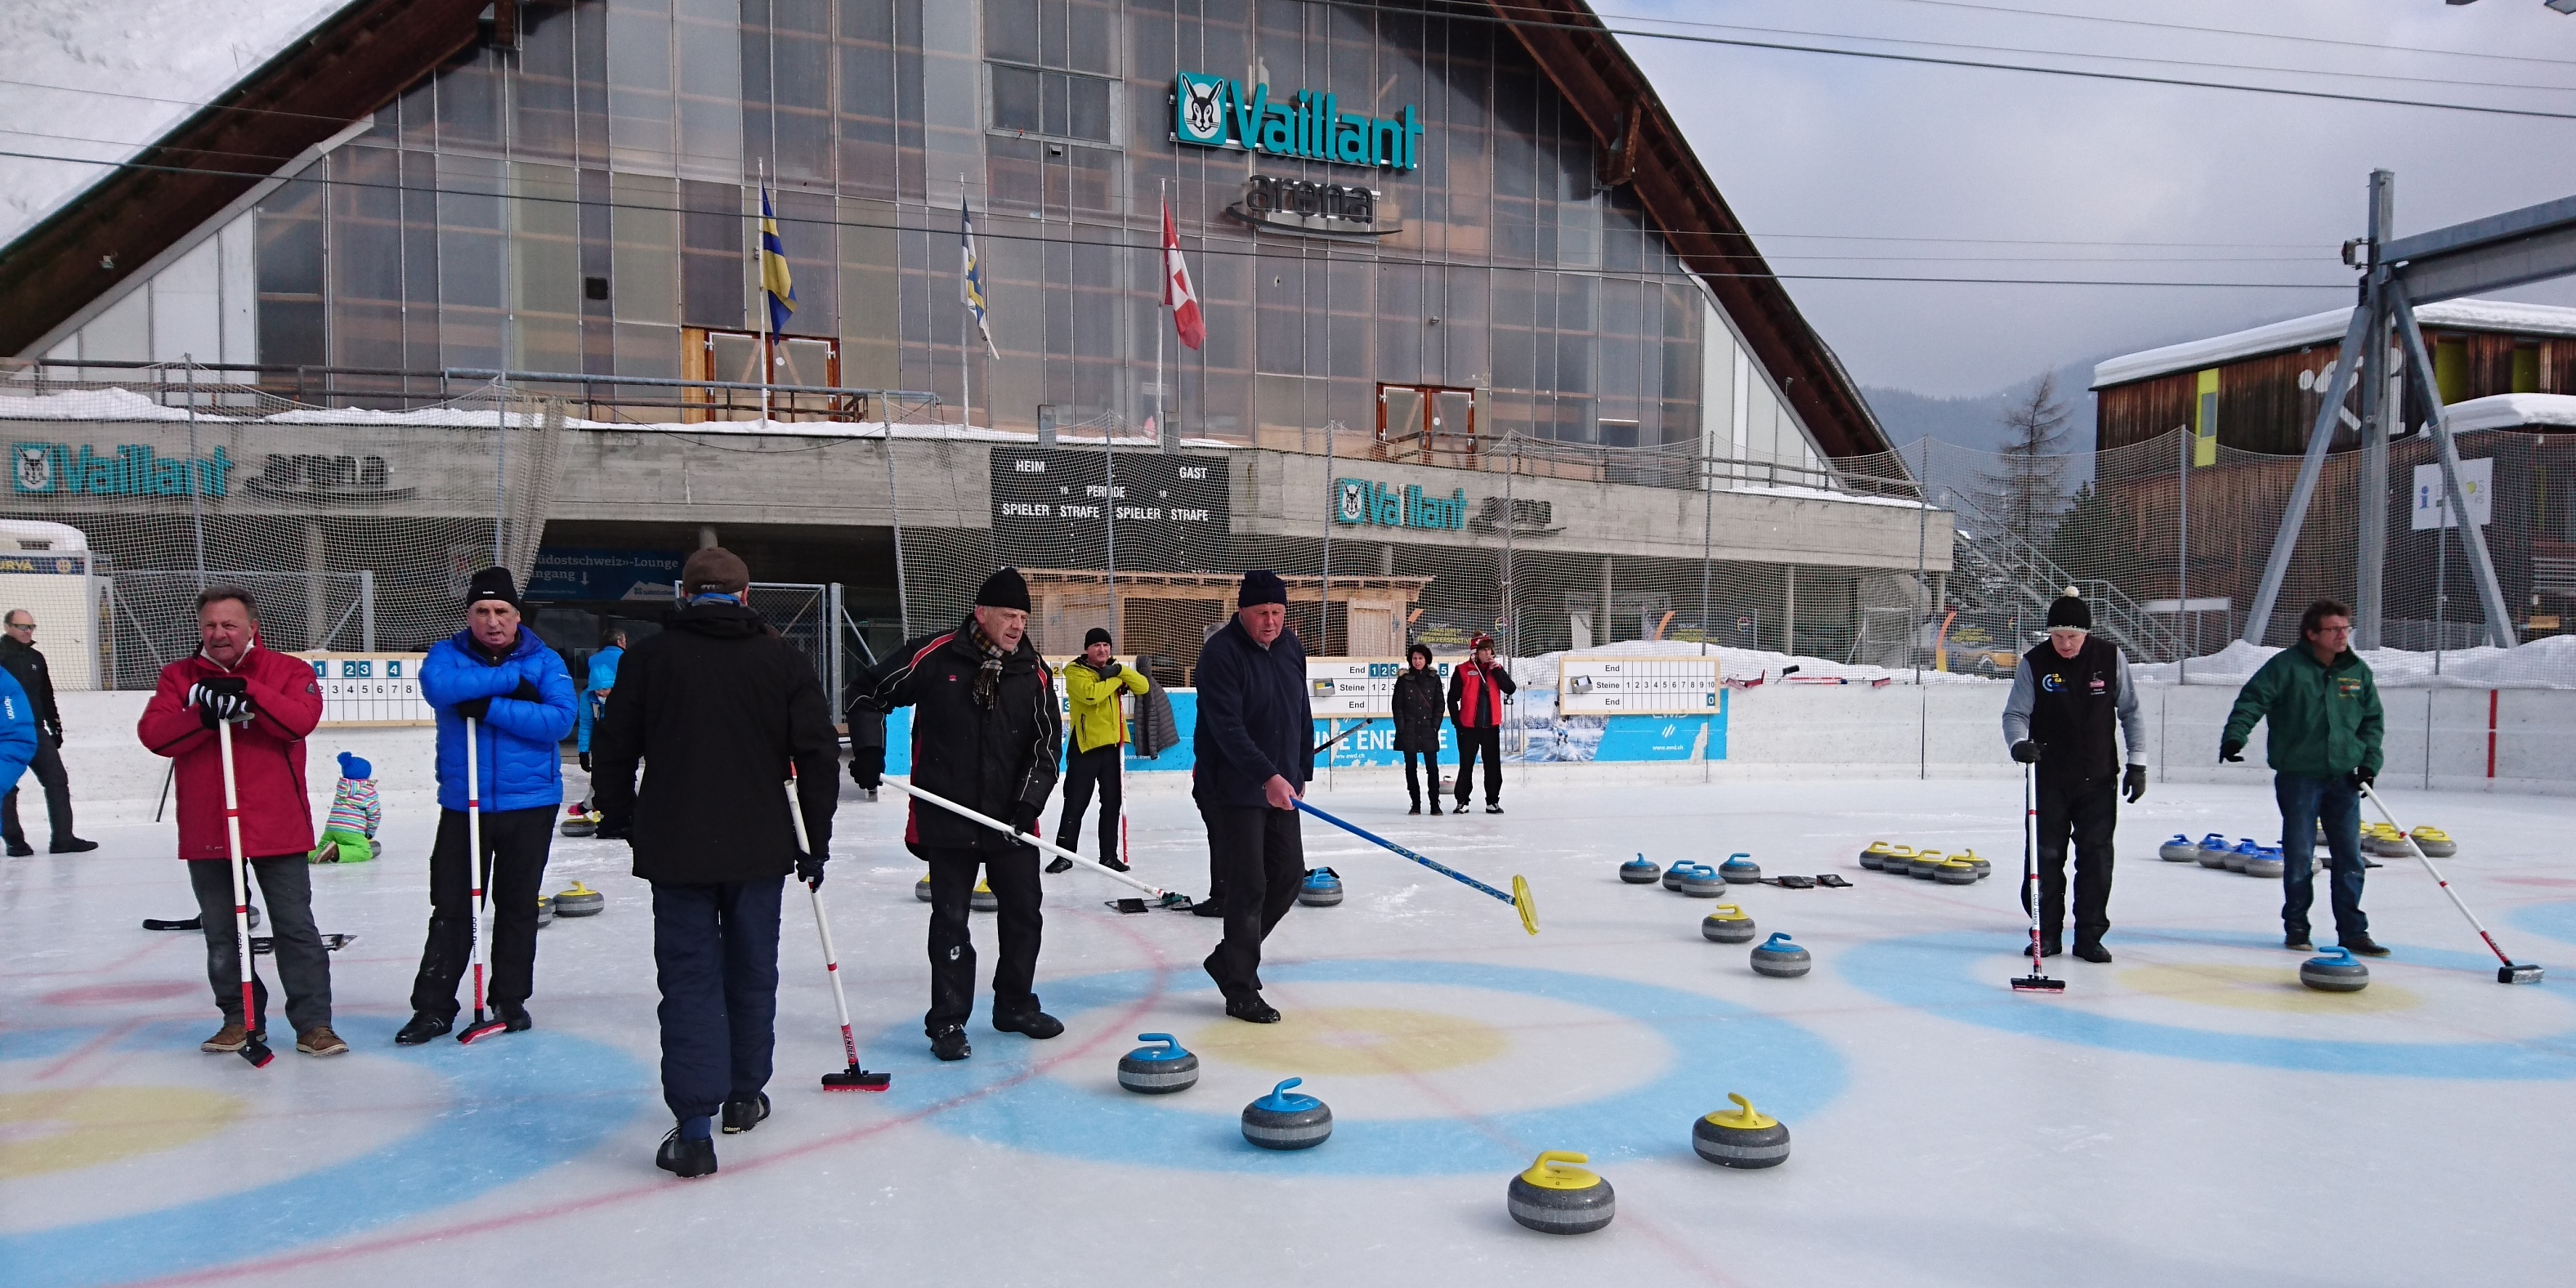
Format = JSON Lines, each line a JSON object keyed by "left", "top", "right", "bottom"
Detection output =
{"left": 1161, "top": 198, "right": 1205, "bottom": 351}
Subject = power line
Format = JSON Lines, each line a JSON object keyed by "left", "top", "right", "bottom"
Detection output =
{"left": 0, "top": 145, "right": 2360, "bottom": 293}
{"left": 1767, "top": 0, "right": 2576, "bottom": 70}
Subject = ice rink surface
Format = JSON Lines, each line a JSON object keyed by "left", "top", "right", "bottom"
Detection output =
{"left": 7, "top": 769, "right": 2575, "bottom": 1287}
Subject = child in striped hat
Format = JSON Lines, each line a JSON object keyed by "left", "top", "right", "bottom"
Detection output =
{"left": 310, "top": 751, "right": 382, "bottom": 864}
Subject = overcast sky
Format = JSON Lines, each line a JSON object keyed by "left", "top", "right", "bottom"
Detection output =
{"left": 1617, "top": 0, "right": 2576, "bottom": 396}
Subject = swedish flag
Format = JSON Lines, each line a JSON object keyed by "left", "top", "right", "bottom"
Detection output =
{"left": 759, "top": 186, "right": 795, "bottom": 336}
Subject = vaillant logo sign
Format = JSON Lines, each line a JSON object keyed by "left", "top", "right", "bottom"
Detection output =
{"left": 1335, "top": 478, "right": 1467, "bottom": 530}
{"left": 13, "top": 441, "right": 235, "bottom": 497}
{"left": 1173, "top": 71, "right": 1422, "bottom": 170}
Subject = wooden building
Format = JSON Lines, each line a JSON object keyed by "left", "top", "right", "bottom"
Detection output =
{"left": 2092, "top": 300, "right": 2576, "bottom": 456}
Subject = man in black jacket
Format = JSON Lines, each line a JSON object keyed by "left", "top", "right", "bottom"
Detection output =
{"left": 847, "top": 567, "right": 1064, "bottom": 1062}
{"left": 2, "top": 609, "right": 96, "bottom": 856}
{"left": 1193, "top": 570, "right": 1314, "bottom": 1024}
{"left": 592, "top": 548, "right": 839, "bottom": 1180}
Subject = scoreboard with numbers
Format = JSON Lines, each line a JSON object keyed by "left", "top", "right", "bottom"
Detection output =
{"left": 1306, "top": 657, "right": 1435, "bottom": 718}
{"left": 293, "top": 653, "right": 434, "bottom": 727}
{"left": 1557, "top": 655, "right": 1720, "bottom": 716}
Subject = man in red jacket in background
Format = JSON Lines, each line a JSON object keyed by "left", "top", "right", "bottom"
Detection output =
{"left": 1446, "top": 633, "right": 1516, "bottom": 815}
{"left": 137, "top": 586, "right": 339, "bottom": 1058}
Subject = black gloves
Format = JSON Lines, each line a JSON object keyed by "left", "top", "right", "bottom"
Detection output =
{"left": 578, "top": 751, "right": 592, "bottom": 773}
{"left": 41, "top": 722, "right": 62, "bottom": 746}
{"left": 189, "top": 677, "right": 252, "bottom": 727}
{"left": 849, "top": 745, "right": 884, "bottom": 790}
{"left": 510, "top": 678, "right": 541, "bottom": 703}
{"left": 1011, "top": 803, "right": 1041, "bottom": 836}
{"left": 2122, "top": 764, "right": 2148, "bottom": 804}
{"left": 2010, "top": 740, "right": 2042, "bottom": 764}
{"left": 2219, "top": 739, "right": 2246, "bottom": 763}
{"left": 796, "top": 845, "right": 828, "bottom": 888}
{"left": 2346, "top": 765, "right": 2376, "bottom": 790}
{"left": 455, "top": 695, "right": 493, "bottom": 721}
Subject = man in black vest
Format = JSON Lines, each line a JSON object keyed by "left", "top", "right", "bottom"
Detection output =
{"left": 2001, "top": 593, "right": 2147, "bottom": 963}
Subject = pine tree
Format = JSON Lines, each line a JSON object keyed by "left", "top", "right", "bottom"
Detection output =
{"left": 1972, "top": 372, "right": 2074, "bottom": 557}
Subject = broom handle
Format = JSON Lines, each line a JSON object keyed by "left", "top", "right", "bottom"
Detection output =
{"left": 217, "top": 719, "right": 258, "bottom": 1035}
{"left": 2359, "top": 783, "right": 2512, "bottom": 965}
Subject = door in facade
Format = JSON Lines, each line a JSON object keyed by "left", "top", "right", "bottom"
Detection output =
{"left": 1347, "top": 603, "right": 1398, "bottom": 656}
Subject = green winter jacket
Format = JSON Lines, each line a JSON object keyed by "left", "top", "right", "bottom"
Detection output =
{"left": 2220, "top": 646, "right": 2385, "bottom": 777}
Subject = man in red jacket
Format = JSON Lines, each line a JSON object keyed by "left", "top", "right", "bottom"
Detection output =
{"left": 136, "top": 586, "right": 339, "bottom": 1058}
{"left": 1446, "top": 633, "right": 1515, "bottom": 815}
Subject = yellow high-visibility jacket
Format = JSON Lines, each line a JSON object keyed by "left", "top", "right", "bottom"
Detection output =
{"left": 1062, "top": 658, "right": 1151, "bottom": 754}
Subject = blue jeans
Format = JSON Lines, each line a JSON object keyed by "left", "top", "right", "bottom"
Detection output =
{"left": 2274, "top": 773, "right": 2368, "bottom": 942}
{"left": 651, "top": 877, "right": 783, "bottom": 1120}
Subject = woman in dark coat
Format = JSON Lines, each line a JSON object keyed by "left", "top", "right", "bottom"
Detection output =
{"left": 1391, "top": 642, "right": 1447, "bottom": 815}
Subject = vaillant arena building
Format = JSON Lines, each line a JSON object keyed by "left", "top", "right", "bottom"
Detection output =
{"left": 2, "top": 0, "right": 1948, "bottom": 694}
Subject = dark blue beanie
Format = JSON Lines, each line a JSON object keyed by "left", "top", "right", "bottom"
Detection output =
{"left": 1238, "top": 569, "right": 1287, "bottom": 608}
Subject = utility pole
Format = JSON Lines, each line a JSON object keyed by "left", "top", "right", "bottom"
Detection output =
{"left": 2354, "top": 169, "right": 2394, "bottom": 650}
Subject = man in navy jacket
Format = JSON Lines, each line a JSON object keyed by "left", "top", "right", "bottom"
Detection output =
{"left": 1193, "top": 570, "right": 1313, "bottom": 1023}
{"left": 398, "top": 567, "right": 577, "bottom": 1045}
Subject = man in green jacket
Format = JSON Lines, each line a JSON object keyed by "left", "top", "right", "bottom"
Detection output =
{"left": 2220, "top": 598, "right": 2387, "bottom": 957}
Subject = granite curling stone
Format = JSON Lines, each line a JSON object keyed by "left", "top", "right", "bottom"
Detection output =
{"left": 1701, "top": 904, "right": 1757, "bottom": 944}
{"left": 2159, "top": 834, "right": 2200, "bottom": 862}
{"left": 2195, "top": 834, "right": 2234, "bottom": 869}
{"left": 1679, "top": 864, "right": 1726, "bottom": 897}
{"left": 1935, "top": 858, "right": 1979, "bottom": 885}
{"left": 560, "top": 814, "right": 597, "bottom": 838}
{"left": 1954, "top": 848, "right": 1992, "bottom": 879}
{"left": 2226, "top": 841, "right": 2258, "bottom": 873}
{"left": 1241, "top": 1077, "right": 1332, "bottom": 1150}
{"left": 972, "top": 879, "right": 998, "bottom": 913}
{"left": 1507, "top": 1152, "right": 1615, "bottom": 1235}
{"left": 915, "top": 875, "right": 933, "bottom": 903}
{"left": 2301, "top": 946, "right": 2370, "bottom": 993}
{"left": 2410, "top": 826, "right": 2456, "bottom": 858}
{"left": 1750, "top": 932, "right": 1812, "bottom": 978}
{"left": 535, "top": 894, "right": 554, "bottom": 929}
{"left": 1692, "top": 1092, "right": 1791, "bottom": 1169}
{"left": 1661, "top": 861, "right": 1688, "bottom": 892}
{"left": 2244, "top": 847, "right": 2285, "bottom": 879}
{"left": 552, "top": 881, "right": 605, "bottom": 917}
{"left": 1719, "top": 854, "right": 1761, "bottom": 884}
{"left": 1858, "top": 842, "right": 1898, "bottom": 870}
{"left": 1621, "top": 854, "right": 1662, "bottom": 884}
{"left": 1298, "top": 866, "right": 1344, "bottom": 907}
{"left": 1117, "top": 1033, "right": 1201, "bottom": 1094}
{"left": 1909, "top": 849, "right": 1945, "bottom": 879}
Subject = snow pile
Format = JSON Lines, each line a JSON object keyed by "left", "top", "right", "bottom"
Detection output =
{"left": 2131, "top": 636, "right": 2576, "bottom": 690}
{"left": 0, "top": 387, "right": 195, "bottom": 422}
{"left": 0, "top": 0, "right": 346, "bottom": 249}
{"left": 1499, "top": 637, "right": 1997, "bottom": 700}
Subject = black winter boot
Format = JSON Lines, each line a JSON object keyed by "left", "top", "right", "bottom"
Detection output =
{"left": 656, "top": 1126, "right": 718, "bottom": 1178}
{"left": 928, "top": 1026, "right": 972, "bottom": 1061}
{"left": 394, "top": 1013, "right": 452, "bottom": 1046}
{"left": 722, "top": 1092, "right": 771, "bottom": 1134}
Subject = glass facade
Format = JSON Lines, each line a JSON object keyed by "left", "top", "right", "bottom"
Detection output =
{"left": 213, "top": 0, "right": 1813, "bottom": 458}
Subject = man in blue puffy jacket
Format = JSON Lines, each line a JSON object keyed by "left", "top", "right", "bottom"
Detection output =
{"left": 397, "top": 567, "right": 578, "bottom": 1044}
{"left": 0, "top": 665, "right": 36, "bottom": 805}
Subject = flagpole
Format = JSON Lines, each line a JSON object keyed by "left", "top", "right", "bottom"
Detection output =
{"left": 757, "top": 161, "right": 772, "bottom": 427}
{"left": 1156, "top": 179, "right": 1168, "bottom": 457}
{"left": 959, "top": 172, "right": 972, "bottom": 432}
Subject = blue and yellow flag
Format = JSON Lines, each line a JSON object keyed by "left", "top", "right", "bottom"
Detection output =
{"left": 759, "top": 186, "right": 795, "bottom": 336}
{"left": 960, "top": 198, "right": 999, "bottom": 358}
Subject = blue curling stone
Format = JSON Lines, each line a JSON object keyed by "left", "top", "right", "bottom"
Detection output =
{"left": 1241, "top": 1077, "right": 1332, "bottom": 1150}
{"left": 1298, "top": 866, "right": 1344, "bottom": 907}
{"left": 1750, "top": 931, "right": 1812, "bottom": 978}
{"left": 1679, "top": 864, "right": 1725, "bottom": 897}
{"left": 1620, "top": 854, "right": 1661, "bottom": 884}
{"left": 1117, "top": 1032, "right": 1201, "bottom": 1093}
{"left": 1720, "top": 854, "right": 1761, "bottom": 884}
{"left": 2301, "top": 946, "right": 2370, "bottom": 993}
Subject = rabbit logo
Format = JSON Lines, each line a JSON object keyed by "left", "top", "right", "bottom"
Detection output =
{"left": 1177, "top": 74, "right": 1228, "bottom": 144}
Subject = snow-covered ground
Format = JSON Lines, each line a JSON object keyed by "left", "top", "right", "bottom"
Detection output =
{"left": 9, "top": 772, "right": 2574, "bottom": 1287}
{"left": 2131, "top": 635, "right": 2576, "bottom": 690}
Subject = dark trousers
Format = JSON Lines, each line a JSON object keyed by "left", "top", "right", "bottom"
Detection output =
{"left": 923, "top": 846, "right": 1044, "bottom": 1031}
{"left": 651, "top": 877, "right": 783, "bottom": 1121}
{"left": 2276, "top": 773, "right": 2369, "bottom": 941}
{"left": 1201, "top": 804, "right": 1305, "bottom": 1002}
{"left": 187, "top": 855, "right": 332, "bottom": 1035}
{"left": 1402, "top": 749, "right": 1440, "bottom": 806}
{"left": 2, "top": 736, "right": 74, "bottom": 846}
{"left": 2032, "top": 772, "right": 2118, "bottom": 944}
{"left": 1454, "top": 726, "right": 1502, "bottom": 807}
{"left": 408, "top": 805, "right": 554, "bottom": 1020}
{"left": 1056, "top": 744, "right": 1124, "bottom": 862}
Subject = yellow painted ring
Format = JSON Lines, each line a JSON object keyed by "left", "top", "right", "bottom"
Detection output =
{"left": 0, "top": 1086, "right": 244, "bottom": 1179}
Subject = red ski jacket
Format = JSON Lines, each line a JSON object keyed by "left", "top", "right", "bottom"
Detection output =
{"left": 136, "top": 644, "right": 324, "bottom": 861}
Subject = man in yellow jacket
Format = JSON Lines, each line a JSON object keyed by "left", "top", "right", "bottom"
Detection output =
{"left": 1053, "top": 628, "right": 1150, "bottom": 873}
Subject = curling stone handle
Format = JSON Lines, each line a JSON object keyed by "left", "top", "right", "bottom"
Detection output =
{"left": 1271, "top": 1077, "right": 1302, "bottom": 1097}
{"left": 1536, "top": 1150, "right": 1590, "bottom": 1175}
{"left": 1138, "top": 1032, "right": 1177, "bottom": 1050}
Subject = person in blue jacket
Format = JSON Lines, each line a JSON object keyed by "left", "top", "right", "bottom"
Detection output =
{"left": 0, "top": 666, "right": 37, "bottom": 804}
{"left": 396, "top": 567, "right": 578, "bottom": 1045}
{"left": 575, "top": 628, "right": 625, "bottom": 773}
{"left": 1192, "top": 570, "right": 1314, "bottom": 1024}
